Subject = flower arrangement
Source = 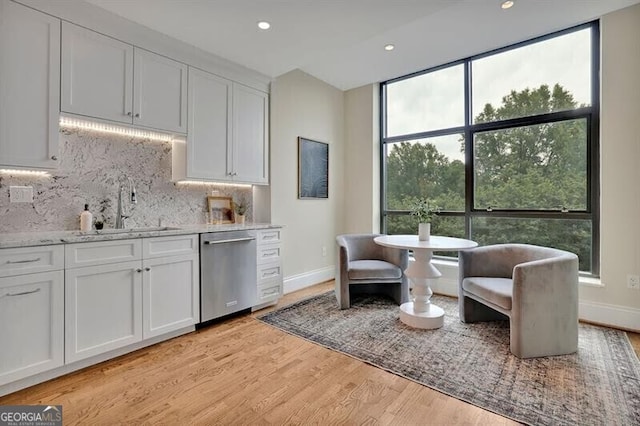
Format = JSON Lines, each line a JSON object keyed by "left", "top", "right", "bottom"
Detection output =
{"left": 234, "top": 199, "right": 247, "bottom": 216}
{"left": 409, "top": 198, "right": 437, "bottom": 223}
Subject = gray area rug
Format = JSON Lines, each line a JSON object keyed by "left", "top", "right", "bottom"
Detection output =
{"left": 257, "top": 292, "right": 640, "bottom": 425}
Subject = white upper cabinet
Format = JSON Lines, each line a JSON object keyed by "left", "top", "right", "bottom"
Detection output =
{"left": 184, "top": 66, "right": 232, "bottom": 181}
{"left": 173, "top": 67, "right": 269, "bottom": 184}
{"left": 133, "top": 48, "right": 187, "bottom": 133}
{"left": 61, "top": 22, "right": 187, "bottom": 134}
{"left": 61, "top": 22, "right": 133, "bottom": 125}
{"left": 0, "top": 0, "right": 60, "bottom": 170}
{"left": 232, "top": 83, "right": 269, "bottom": 184}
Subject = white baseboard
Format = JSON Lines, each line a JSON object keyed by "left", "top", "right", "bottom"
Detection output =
{"left": 284, "top": 266, "right": 334, "bottom": 294}
{"left": 431, "top": 278, "right": 458, "bottom": 298}
{"left": 579, "top": 300, "right": 640, "bottom": 331}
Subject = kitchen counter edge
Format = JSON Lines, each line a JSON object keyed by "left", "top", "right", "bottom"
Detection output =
{"left": 0, "top": 224, "right": 283, "bottom": 249}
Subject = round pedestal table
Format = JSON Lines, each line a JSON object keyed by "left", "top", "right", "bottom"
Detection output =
{"left": 374, "top": 235, "right": 478, "bottom": 329}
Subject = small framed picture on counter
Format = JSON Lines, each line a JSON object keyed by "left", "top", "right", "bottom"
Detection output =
{"left": 207, "top": 196, "right": 234, "bottom": 224}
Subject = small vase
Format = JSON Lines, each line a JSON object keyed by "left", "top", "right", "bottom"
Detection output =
{"left": 236, "top": 214, "right": 245, "bottom": 225}
{"left": 418, "top": 223, "right": 431, "bottom": 241}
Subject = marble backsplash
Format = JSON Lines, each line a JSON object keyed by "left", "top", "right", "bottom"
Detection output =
{"left": 0, "top": 127, "right": 252, "bottom": 233}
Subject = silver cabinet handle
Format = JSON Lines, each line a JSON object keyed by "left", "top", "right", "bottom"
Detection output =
{"left": 262, "top": 250, "right": 278, "bottom": 257}
{"left": 6, "top": 257, "right": 41, "bottom": 264}
{"left": 1, "top": 288, "right": 41, "bottom": 299}
{"left": 204, "top": 237, "right": 255, "bottom": 245}
{"left": 51, "top": 155, "right": 58, "bottom": 161}
{"left": 263, "top": 270, "right": 279, "bottom": 277}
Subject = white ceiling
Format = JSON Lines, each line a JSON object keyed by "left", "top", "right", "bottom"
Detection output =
{"left": 84, "top": 0, "right": 640, "bottom": 91}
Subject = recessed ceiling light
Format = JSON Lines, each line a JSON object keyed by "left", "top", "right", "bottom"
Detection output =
{"left": 384, "top": 44, "right": 395, "bottom": 51}
{"left": 257, "top": 21, "right": 271, "bottom": 30}
{"left": 501, "top": 0, "right": 514, "bottom": 9}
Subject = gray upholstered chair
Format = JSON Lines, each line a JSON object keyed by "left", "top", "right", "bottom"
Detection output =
{"left": 335, "top": 234, "right": 409, "bottom": 309}
{"left": 458, "top": 243, "right": 579, "bottom": 358}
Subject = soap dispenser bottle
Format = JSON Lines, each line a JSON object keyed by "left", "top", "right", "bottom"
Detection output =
{"left": 80, "top": 204, "right": 93, "bottom": 232}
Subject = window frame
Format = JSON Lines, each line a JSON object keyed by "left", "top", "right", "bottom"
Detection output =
{"left": 380, "top": 21, "right": 600, "bottom": 275}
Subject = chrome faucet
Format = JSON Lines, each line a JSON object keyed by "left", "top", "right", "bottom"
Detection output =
{"left": 115, "top": 177, "right": 137, "bottom": 229}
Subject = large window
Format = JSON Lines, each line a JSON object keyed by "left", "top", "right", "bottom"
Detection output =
{"left": 381, "top": 23, "right": 599, "bottom": 273}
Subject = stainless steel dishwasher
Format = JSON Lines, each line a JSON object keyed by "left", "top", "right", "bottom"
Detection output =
{"left": 200, "top": 230, "right": 257, "bottom": 324}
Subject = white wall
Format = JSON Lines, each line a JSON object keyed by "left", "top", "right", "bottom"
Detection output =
{"left": 344, "top": 84, "right": 381, "bottom": 234}
{"left": 270, "top": 70, "right": 345, "bottom": 292}
{"left": 579, "top": 3, "right": 640, "bottom": 328}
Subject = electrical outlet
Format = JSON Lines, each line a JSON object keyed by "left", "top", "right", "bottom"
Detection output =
{"left": 627, "top": 275, "right": 640, "bottom": 290}
{"left": 322, "top": 246, "right": 327, "bottom": 257}
{"left": 9, "top": 186, "right": 34, "bottom": 203}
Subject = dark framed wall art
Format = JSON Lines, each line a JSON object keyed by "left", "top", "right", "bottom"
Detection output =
{"left": 298, "top": 137, "right": 329, "bottom": 199}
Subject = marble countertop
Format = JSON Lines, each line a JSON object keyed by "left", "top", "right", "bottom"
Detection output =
{"left": 0, "top": 223, "right": 282, "bottom": 249}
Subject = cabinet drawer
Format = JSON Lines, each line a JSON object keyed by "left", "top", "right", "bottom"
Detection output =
{"left": 65, "top": 239, "right": 142, "bottom": 269}
{"left": 0, "top": 245, "right": 64, "bottom": 278}
{"left": 257, "top": 281, "right": 281, "bottom": 304}
{"left": 257, "top": 262, "right": 282, "bottom": 283}
{"left": 257, "top": 243, "right": 281, "bottom": 265}
{"left": 257, "top": 229, "right": 281, "bottom": 245}
{"left": 143, "top": 234, "right": 198, "bottom": 259}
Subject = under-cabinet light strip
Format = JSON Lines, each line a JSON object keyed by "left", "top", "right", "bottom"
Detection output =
{"left": 0, "top": 169, "right": 50, "bottom": 177}
{"left": 176, "top": 180, "right": 253, "bottom": 189}
{"left": 59, "top": 117, "right": 174, "bottom": 142}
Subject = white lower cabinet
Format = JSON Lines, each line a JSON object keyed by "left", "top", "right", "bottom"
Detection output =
{"left": 0, "top": 271, "right": 64, "bottom": 386}
{"left": 0, "top": 234, "right": 201, "bottom": 393}
{"left": 65, "top": 261, "right": 143, "bottom": 363}
{"left": 64, "top": 235, "right": 198, "bottom": 363}
{"left": 256, "top": 229, "right": 283, "bottom": 305}
{"left": 142, "top": 254, "right": 199, "bottom": 339}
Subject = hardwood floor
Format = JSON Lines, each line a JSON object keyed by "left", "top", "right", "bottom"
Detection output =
{"left": 1, "top": 281, "right": 638, "bottom": 425}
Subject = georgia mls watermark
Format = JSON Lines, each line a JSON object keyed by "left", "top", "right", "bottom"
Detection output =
{"left": 0, "top": 405, "right": 62, "bottom": 426}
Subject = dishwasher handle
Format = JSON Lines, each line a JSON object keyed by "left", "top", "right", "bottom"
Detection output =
{"left": 203, "top": 237, "right": 256, "bottom": 245}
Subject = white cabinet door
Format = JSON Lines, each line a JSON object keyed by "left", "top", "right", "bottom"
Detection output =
{"left": 142, "top": 254, "right": 199, "bottom": 339}
{"left": 133, "top": 48, "right": 187, "bottom": 133}
{"left": 61, "top": 22, "right": 133, "bottom": 124}
{"left": 185, "top": 67, "right": 232, "bottom": 181}
{"left": 0, "top": 271, "right": 64, "bottom": 386}
{"left": 0, "top": 0, "right": 60, "bottom": 170}
{"left": 232, "top": 83, "right": 269, "bottom": 184}
{"left": 65, "top": 261, "right": 143, "bottom": 363}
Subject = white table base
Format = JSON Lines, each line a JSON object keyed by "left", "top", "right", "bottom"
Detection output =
{"left": 374, "top": 235, "right": 478, "bottom": 331}
{"left": 399, "top": 302, "right": 444, "bottom": 329}
{"left": 402, "top": 249, "right": 444, "bottom": 329}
